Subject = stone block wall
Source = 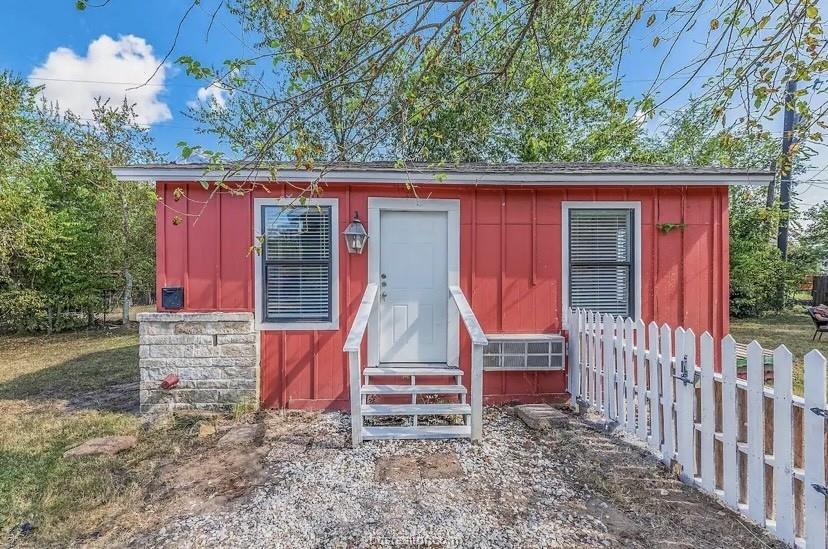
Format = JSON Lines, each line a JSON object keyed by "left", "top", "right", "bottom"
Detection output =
{"left": 137, "top": 312, "right": 258, "bottom": 414}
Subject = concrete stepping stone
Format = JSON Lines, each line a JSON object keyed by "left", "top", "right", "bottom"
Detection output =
{"left": 63, "top": 435, "right": 137, "bottom": 458}
{"left": 515, "top": 404, "right": 569, "bottom": 430}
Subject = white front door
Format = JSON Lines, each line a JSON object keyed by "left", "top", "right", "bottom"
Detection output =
{"left": 379, "top": 210, "right": 448, "bottom": 364}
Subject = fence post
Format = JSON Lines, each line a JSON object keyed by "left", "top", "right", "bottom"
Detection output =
{"left": 660, "top": 323, "right": 675, "bottom": 464}
{"left": 721, "top": 335, "right": 739, "bottom": 509}
{"left": 577, "top": 309, "right": 584, "bottom": 404}
{"left": 588, "top": 311, "right": 597, "bottom": 408}
{"left": 583, "top": 311, "right": 591, "bottom": 406}
{"left": 615, "top": 316, "right": 626, "bottom": 429}
{"left": 594, "top": 312, "right": 603, "bottom": 410}
{"left": 772, "top": 344, "right": 794, "bottom": 545}
{"left": 602, "top": 314, "right": 615, "bottom": 422}
{"left": 648, "top": 322, "right": 662, "bottom": 455}
{"left": 700, "top": 332, "right": 715, "bottom": 493}
{"left": 674, "top": 328, "right": 695, "bottom": 482}
{"left": 635, "top": 319, "right": 648, "bottom": 441}
{"left": 804, "top": 349, "right": 826, "bottom": 547}
{"left": 746, "top": 340, "right": 766, "bottom": 525}
{"left": 624, "top": 317, "right": 636, "bottom": 434}
{"left": 568, "top": 309, "right": 580, "bottom": 407}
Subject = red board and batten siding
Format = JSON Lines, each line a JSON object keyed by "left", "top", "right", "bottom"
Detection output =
{"left": 155, "top": 181, "right": 730, "bottom": 409}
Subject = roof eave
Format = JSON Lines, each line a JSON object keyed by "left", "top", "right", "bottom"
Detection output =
{"left": 112, "top": 166, "right": 771, "bottom": 186}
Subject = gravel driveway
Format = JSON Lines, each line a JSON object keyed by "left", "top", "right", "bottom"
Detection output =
{"left": 137, "top": 408, "right": 780, "bottom": 548}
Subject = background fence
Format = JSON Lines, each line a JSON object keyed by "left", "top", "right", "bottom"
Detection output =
{"left": 567, "top": 308, "right": 828, "bottom": 548}
{"left": 814, "top": 275, "right": 828, "bottom": 306}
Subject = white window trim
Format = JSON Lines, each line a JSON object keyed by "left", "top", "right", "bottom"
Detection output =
{"left": 561, "top": 201, "right": 642, "bottom": 322}
{"left": 366, "top": 197, "right": 460, "bottom": 367}
{"left": 253, "top": 197, "right": 340, "bottom": 331}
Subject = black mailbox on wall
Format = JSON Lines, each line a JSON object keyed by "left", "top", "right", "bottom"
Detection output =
{"left": 161, "top": 287, "right": 184, "bottom": 310}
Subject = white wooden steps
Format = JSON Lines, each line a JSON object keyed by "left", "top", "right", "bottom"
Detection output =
{"left": 362, "top": 425, "right": 471, "bottom": 440}
{"left": 361, "top": 384, "right": 467, "bottom": 395}
{"left": 356, "top": 364, "right": 470, "bottom": 441}
{"left": 361, "top": 403, "right": 471, "bottom": 415}
{"left": 344, "top": 283, "right": 486, "bottom": 446}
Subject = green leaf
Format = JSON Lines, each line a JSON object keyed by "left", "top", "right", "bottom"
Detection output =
{"left": 199, "top": 180, "right": 210, "bottom": 190}
{"left": 806, "top": 5, "right": 818, "bottom": 18}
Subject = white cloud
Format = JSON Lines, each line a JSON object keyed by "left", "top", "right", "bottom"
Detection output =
{"left": 28, "top": 34, "right": 171, "bottom": 125}
{"left": 188, "top": 83, "right": 230, "bottom": 111}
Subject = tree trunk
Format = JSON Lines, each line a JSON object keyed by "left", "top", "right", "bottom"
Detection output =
{"left": 122, "top": 270, "right": 132, "bottom": 325}
{"left": 46, "top": 305, "right": 53, "bottom": 335}
{"left": 120, "top": 186, "right": 132, "bottom": 326}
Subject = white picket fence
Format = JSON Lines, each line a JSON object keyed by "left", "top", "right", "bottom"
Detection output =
{"left": 567, "top": 308, "right": 828, "bottom": 548}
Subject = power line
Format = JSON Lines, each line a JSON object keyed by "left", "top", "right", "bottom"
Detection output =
{"left": 29, "top": 76, "right": 202, "bottom": 89}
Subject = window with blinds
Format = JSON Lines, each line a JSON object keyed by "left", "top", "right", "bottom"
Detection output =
{"left": 261, "top": 205, "right": 333, "bottom": 323}
{"left": 568, "top": 208, "right": 634, "bottom": 317}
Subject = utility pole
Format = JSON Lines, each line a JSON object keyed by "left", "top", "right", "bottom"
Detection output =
{"left": 776, "top": 78, "right": 797, "bottom": 260}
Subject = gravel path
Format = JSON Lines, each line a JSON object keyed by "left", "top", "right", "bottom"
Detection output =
{"left": 137, "top": 408, "right": 781, "bottom": 548}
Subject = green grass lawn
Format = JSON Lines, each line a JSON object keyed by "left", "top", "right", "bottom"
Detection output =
{"left": 730, "top": 309, "right": 828, "bottom": 395}
{"left": 0, "top": 328, "right": 203, "bottom": 545}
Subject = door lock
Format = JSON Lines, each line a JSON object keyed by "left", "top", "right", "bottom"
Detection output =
{"left": 380, "top": 273, "right": 386, "bottom": 279}
{"left": 381, "top": 291, "right": 388, "bottom": 300}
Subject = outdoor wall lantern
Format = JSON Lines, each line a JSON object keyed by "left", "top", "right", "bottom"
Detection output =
{"left": 343, "top": 211, "right": 368, "bottom": 254}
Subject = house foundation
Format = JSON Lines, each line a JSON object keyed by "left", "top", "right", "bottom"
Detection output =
{"left": 137, "top": 312, "right": 258, "bottom": 414}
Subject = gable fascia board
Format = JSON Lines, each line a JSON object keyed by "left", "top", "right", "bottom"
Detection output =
{"left": 112, "top": 167, "right": 769, "bottom": 186}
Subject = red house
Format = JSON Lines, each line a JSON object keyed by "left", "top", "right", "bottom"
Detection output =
{"left": 115, "top": 162, "right": 766, "bottom": 444}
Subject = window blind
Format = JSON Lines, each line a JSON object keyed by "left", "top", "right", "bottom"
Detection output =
{"left": 262, "top": 205, "right": 332, "bottom": 322}
{"left": 569, "top": 209, "right": 633, "bottom": 317}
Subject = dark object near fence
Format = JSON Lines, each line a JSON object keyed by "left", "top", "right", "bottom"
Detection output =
{"left": 806, "top": 306, "right": 828, "bottom": 341}
{"left": 161, "top": 287, "right": 184, "bottom": 310}
{"left": 14, "top": 522, "right": 35, "bottom": 536}
{"left": 813, "top": 275, "right": 828, "bottom": 306}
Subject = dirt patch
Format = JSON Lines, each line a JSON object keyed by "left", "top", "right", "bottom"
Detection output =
{"left": 584, "top": 497, "right": 644, "bottom": 543}
{"left": 215, "top": 423, "right": 264, "bottom": 447}
{"left": 376, "top": 452, "right": 464, "bottom": 482}
{"left": 122, "top": 409, "right": 780, "bottom": 548}
{"left": 376, "top": 455, "right": 421, "bottom": 481}
{"left": 551, "top": 414, "right": 786, "bottom": 548}
{"left": 148, "top": 441, "right": 267, "bottom": 515}
{"left": 419, "top": 452, "right": 464, "bottom": 479}
{"left": 88, "top": 417, "right": 268, "bottom": 547}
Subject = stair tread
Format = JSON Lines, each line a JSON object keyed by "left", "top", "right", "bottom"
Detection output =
{"left": 364, "top": 367, "right": 463, "bottom": 376}
{"left": 361, "top": 403, "right": 471, "bottom": 415}
{"left": 362, "top": 425, "right": 471, "bottom": 440}
{"left": 361, "top": 384, "right": 467, "bottom": 395}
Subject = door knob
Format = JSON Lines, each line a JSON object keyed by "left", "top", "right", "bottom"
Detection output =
{"left": 381, "top": 291, "right": 388, "bottom": 299}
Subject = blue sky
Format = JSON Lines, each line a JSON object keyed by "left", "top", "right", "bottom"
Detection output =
{"left": 3, "top": 1, "right": 826, "bottom": 206}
